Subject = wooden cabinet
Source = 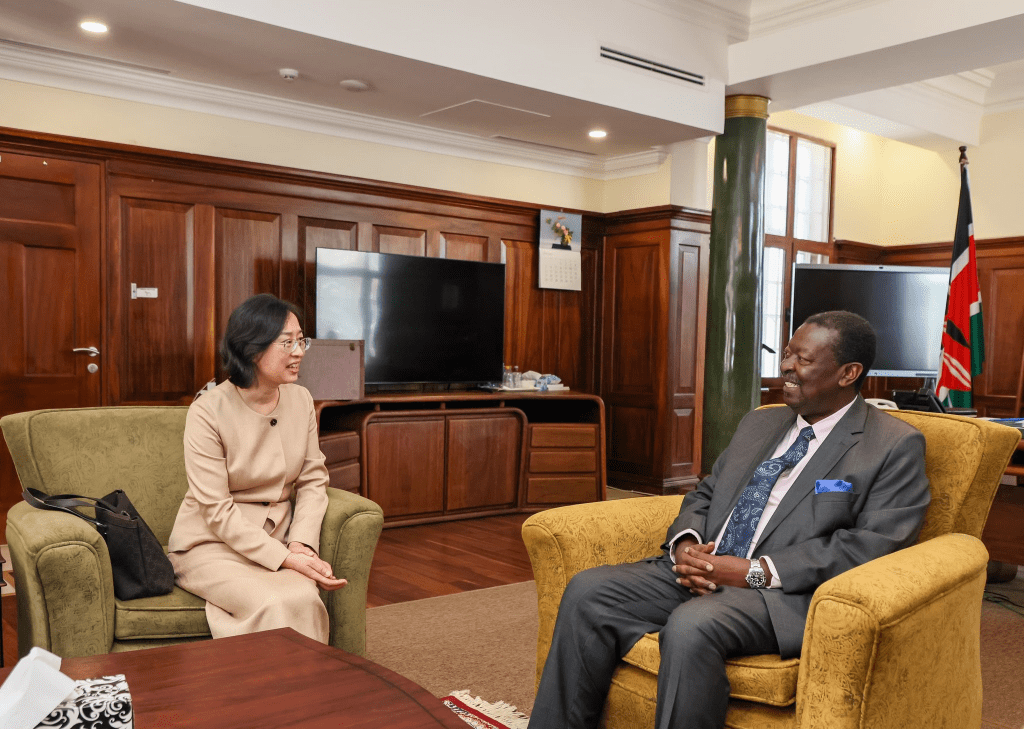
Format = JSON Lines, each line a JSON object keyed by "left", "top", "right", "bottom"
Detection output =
{"left": 601, "top": 207, "right": 710, "bottom": 494}
{"left": 366, "top": 416, "right": 446, "bottom": 517}
{"left": 447, "top": 413, "right": 521, "bottom": 511}
{"left": 320, "top": 430, "right": 360, "bottom": 493}
{"left": 317, "top": 392, "right": 604, "bottom": 526}
{"left": 525, "top": 424, "right": 601, "bottom": 504}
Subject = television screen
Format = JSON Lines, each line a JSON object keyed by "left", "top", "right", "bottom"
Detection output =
{"left": 315, "top": 248, "right": 505, "bottom": 385}
{"left": 790, "top": 264, "right": 950, "bottom": 378}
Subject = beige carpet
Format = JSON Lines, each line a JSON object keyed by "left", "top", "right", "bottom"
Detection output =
{"left": 366, "top": 581, "right": 540, "bottom": 714}
{"left": 365, "top": 572, "right": 1024, "bottom": 726}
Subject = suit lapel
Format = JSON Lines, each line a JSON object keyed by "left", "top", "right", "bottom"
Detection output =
{"left": 705, "top": 408, "right": 796, "bottom": 540}
{"left": 756, "top": 397, "right": 868, "bottom": 548}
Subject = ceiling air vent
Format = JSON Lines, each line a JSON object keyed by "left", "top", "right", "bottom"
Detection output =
{"left": 599, "top": 46, "right": 704, "bottom": 86}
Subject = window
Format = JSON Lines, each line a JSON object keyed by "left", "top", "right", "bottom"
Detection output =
{"left": 760, "top": 129, "right": 835, "bottom": 379}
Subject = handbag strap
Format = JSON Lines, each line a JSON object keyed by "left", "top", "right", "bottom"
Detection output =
{"left": 21, "top": 486, "right": 119, "bottom": 531}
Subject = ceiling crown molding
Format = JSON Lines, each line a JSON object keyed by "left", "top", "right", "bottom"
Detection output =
{"left": 630, "top": 0, "right": 750, "bottom": 42}
{"left": 748, "top": 0, "right": 885, "bottom": 38}
{"left": 0, "top": 41, "right": 666, "bottom": 182}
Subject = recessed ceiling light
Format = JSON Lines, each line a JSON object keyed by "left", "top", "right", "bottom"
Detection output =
{"left": 80, "top": 20, "right": 108, "bottom": 33}
{"left": 339, "top": 79, "right": 371, "bottom": 92}
{"left": 279, "top": 68, "right": 299, "bottom": 81}
{"left": 589, "top": 129, "right": 607, "bottom": 139}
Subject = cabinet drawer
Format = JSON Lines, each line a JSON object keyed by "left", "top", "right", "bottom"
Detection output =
{"left": 320, "top": 431, "right": 359, "bottom": 464}
{"left": 328, "top": 462, "right": 360, "bottom": 493}
{"left": 530, "top": 425, "right": 597, "bottom": 449}
{"left": 528, "top": 476, "right": 598, "bottom": 504}
{"left": 529, "top": 450, "right": 596, "bottom": 473}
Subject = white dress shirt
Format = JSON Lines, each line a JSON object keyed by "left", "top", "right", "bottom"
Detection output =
{"left": 668, "top": 399, "right": 856, "bottom": 588}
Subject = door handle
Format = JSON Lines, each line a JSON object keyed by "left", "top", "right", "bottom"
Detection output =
{"left": 73, "top": 347, "right": 100, "bottom": 357}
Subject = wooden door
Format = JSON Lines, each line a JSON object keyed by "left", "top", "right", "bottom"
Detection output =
{"left": 0, "top": 151, "right": 102, "bottom": 513}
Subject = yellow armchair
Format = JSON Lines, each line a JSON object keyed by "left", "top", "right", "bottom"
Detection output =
{"left": 522, "top": 410, "right": 1021, "bottom": 729}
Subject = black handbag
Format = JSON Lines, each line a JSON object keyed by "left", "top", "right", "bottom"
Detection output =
{"left": 22, "top": 486, "right": 176, "bottom": 600}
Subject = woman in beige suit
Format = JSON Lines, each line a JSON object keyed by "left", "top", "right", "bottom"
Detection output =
{"left": 168, "top": 294, "right": 346, "bottom": 643}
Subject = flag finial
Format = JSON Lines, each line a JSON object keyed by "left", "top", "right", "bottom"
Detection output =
{"left": 959, "top": 146, "right": 969, "bottom": 166}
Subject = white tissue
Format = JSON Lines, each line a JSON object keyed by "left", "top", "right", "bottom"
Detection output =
{"left": 0, "top": 647, "right": 77, "bottom": 729}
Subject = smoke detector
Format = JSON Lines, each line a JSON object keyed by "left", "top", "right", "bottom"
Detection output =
{"left": 279, "top": 68, "right": 299, "bottom": 81}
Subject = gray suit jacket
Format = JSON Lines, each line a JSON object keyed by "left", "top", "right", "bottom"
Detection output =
{"left": 664, "top": 397, "right": 930, "bottom": 658}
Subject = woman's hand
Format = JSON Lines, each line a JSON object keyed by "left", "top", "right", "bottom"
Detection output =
{"left": 282, "top": 541, "right": 347, "bottom": 590}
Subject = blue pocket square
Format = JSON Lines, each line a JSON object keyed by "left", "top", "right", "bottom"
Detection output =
{"left": 815, "top": 479, "right": 852, "bottom": 493}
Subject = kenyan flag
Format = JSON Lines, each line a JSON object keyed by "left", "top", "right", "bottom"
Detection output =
{"left": 937, "top": 148, "right": 984, "bottom": 408}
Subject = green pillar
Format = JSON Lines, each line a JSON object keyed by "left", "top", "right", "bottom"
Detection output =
{"left": 702, "top": 95, "right": 769, "bottom": 474}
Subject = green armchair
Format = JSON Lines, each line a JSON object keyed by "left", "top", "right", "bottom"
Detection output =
{"left": 1, "top": 406, "right": 384, "bottom": 659}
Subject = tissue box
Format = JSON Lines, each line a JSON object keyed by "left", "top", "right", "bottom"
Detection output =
{"left": 37, "top": 676, "right": 133, "bottom": 729}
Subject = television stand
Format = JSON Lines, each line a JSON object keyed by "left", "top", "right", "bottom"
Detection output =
{"left": 315, "top": 391, "right": 605, "bottom": 526}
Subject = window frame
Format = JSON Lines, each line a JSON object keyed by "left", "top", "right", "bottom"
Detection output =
{"left": 762, "top": 127, "right": 836, "bottom": 388}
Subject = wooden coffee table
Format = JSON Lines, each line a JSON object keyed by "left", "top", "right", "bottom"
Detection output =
{"left": 0, "top": 628, "right": 468, "bottom": 728}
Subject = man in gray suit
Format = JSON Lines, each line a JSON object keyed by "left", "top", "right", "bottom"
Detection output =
{"left": 528, "top": 311, "right": 930, "bottom": 729}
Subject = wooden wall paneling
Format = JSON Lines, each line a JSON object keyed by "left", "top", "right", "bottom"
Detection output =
{"left": 1, "top": 129, "right": 597, "bottom": 422}
{"left": 299, "top": 218, "right": 358, "bottom": 335}
{"left": 192, "top": 205, "right": 217, "bottom": 393}
{"left": 601, "top": 207, "right": 710, "bottom": 492}
{"left": 834, "top": 240, "right": 885, "bottom": 265}
{"left": 668, "top": 229, "right": 706, "bottom": 481}
{"left": 440, "top": 232, "right": 488, "bottom": 262}
{"left": 120, "top": 198, "right": 196, "bottom": 402}
{"left": 280, "top": 214, "right": 300, "bottom": 315}
{"left": 373, "top": 225, "right": 427, "bottom": 256}
{"left": 976, "top": 259, "right": 1024, "bottom": 416}
{"left": 215, "top": 209, "right": 282, "bottom": 347}
{"left": 503, "top": 240, "right": 545, "bottom": 376}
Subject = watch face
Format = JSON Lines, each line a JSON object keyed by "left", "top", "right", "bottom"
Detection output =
{"left": 747, "top": 562, "right": 766, "bottom": 588}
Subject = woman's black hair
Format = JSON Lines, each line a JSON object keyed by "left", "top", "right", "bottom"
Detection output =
{"left": 221, "top": 294, "right": 303, "bottom": 388}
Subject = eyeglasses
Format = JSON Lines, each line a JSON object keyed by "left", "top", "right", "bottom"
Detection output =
{"left": 275, "top": 337, "right": 312, "bottom": 353}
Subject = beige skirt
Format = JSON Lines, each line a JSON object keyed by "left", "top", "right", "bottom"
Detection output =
{"left": 169, "top": 537, "right": 328, "bottom": 644}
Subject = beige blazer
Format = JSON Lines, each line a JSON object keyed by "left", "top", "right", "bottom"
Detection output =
{"left": 168, "top": 381, "right": 330, "bottom": 571}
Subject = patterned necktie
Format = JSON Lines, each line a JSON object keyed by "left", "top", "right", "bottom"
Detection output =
{"left": 716, "top": 425, "right": 816, "bottom": 558}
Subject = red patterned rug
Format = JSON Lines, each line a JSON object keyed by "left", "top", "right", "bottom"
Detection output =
{"left": 442, "top": 691, "right": 529, "bottom": 729}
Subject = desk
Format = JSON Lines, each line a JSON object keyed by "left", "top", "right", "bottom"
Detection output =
{"left": 982, "top": 436, "right": 1024, "bottom": 566}
{"left": 0, "top": 629, "right": 466, "bottom": 729}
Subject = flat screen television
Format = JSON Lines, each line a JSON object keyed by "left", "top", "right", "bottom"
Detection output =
{"left": 315, "top": 248, "right": 505, "bottom": 385}
{"left": 790, "top": 264, "right": 949, "bottom": 378}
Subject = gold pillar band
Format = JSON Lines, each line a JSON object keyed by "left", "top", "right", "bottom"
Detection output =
{"left": 724, "top": 95, "right": 770, "bottom": 120}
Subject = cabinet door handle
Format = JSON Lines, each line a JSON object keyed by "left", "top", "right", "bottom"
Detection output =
{"left": 73, "top": 347, "right": 100, "bottom": 357}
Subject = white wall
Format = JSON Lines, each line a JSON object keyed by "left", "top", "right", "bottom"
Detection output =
{"left": 0, "top": 78, "right": 611, "bottom": 212}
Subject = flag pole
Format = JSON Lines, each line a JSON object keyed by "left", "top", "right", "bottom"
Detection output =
{"left": 960, "top": 147, "right": 973, "bottom": 402}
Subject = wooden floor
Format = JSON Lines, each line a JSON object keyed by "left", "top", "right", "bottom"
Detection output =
{"left": 1, "top": 512, "right": 535, "bottom": 665}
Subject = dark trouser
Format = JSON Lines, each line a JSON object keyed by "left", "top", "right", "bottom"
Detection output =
{"left": 528, "top": 556, "right": 779, "bottom": 729}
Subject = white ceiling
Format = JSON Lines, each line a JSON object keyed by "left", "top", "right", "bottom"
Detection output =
{"left": 2, "top": 0, "right": 1024, "bottom": 176}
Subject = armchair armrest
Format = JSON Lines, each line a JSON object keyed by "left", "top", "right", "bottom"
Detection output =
{"left": 5, "top": 501, "right": 117, "bottom": 657}
{"left": 521, "top": 496, "right": 684, "bottom": 682}
{"left": 319, "top": 488, "right": 384, "bottom": 656}
{"left": 796, "top": 533, "right": 988, "bottom": 729}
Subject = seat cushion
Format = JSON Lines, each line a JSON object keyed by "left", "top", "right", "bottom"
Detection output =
{"left": 621, "top": 633, "right": 800, "bottom": 707}
{"left": 114, "top": 586, "right": 211, "bottom": 641}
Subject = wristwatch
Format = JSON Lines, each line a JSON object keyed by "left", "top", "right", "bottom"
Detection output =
{"left": 745, "top": 559, "right": 767, "bottom": 589}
